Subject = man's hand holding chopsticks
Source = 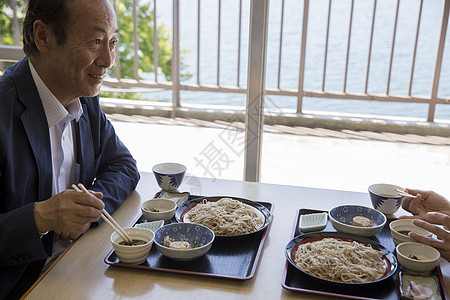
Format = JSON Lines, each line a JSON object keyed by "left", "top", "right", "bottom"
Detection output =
{"left": 33, "top": 189, "right": 105, "bottom": 240}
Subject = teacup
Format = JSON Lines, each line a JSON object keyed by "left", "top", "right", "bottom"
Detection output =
{"left": 368, "top": 183, "right": 403, "bottom": 215}
{"left": 153, "top": 162, "right": 187, "bottom": 191}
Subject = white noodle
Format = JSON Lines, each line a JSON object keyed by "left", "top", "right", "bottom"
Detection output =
{"left": 184, "top": 198, "right": 264, "bottom": 236}
{"left": 294, "top": 238, "right": 386, "bottom": 283}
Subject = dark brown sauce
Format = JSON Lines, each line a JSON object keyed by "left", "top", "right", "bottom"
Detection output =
{"left": 119, "top": 239, "right": 147, "bottom": 246}
{"left": 398, "top": 230, "right": 411, "bottom": 236}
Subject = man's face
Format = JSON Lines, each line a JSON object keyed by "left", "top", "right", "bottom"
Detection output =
{"left": 45, "top": 0, "right": 118, "bottom": 105}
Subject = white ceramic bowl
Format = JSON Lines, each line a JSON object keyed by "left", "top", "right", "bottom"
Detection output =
{"left": 329, "top": 205, "right": 386, "bottom": 237}
{"left": 396, "top": 242, "right": 440, "bottom": 273}
{"left": 141, "top": 198, "right": 177, "bottom": 222}
{"left": 154, "top": 223, "right": 215, "bottom": 261}
{"left": 110, "top": 227, "right": 154, "bottom": 264}
{"left": 152, "top": 162, "right": 187, "bottom": 191}
{"left": 368, "top": 183, "right": 403, "bottom": 215}
{"left": 299, "top": 212, "right": 328, "bottom": 233}
{"left": 389, "top": 219, "right": 433, "bottom": 246}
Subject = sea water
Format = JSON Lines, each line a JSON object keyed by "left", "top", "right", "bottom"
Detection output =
{"left": 137, "top": 0, "right": 450, "bottom": 121}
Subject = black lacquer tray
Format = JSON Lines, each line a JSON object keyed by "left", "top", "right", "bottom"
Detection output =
{"left": 281, "top": 209, "right": 448, "bottom": 300}
{"left": 105, "top": 195, "right": 273, "bottom": 280}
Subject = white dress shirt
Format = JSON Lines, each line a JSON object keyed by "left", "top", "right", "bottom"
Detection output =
{"left": 28, "top": 61, "right": 83, "bottom": 195}
{"left": 28, "top": 61, "right": 83, "bottom": 260}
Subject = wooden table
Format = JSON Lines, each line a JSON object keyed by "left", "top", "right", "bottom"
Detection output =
{"left": 23, "top": 172, "right": 450, "bottom": 299}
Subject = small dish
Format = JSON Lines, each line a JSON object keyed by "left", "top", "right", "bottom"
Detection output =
{"left": 399, "top": 271, "right": 442, "bottom": 300}
{"left": 141, "top": 198, "right": 177, "bottom": 222}
{"left": 299, "top": 212, "right": 327, "bottom": 233}
{"left": 110, "top": 227, "right": 154, "bottom": 264}
{"left": 396, "top": 242, "right": 440, "bottom": 273}
{"left": 134, "top": 220, "right": 164, "bottom": 232}
{"left": 390, "top": 219, "right": 433, "bottom": 246}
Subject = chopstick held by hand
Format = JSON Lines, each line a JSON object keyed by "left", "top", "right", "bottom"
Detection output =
{"left": 395, "top": 187, "right": 416, "bottom": 198}
{"left": 72, "top": 183, "right": 133, "bottom": 244}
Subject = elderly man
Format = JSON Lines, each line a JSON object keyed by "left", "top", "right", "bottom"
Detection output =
{"left": 0, "top": 0, "right": 140, "bottom": 298}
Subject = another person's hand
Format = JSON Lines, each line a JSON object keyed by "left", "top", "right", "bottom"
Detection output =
{"left": 33, "top": 189, "right": 104, "bottom": 235}
{"left": 400, "top": 189, "right": 450, "bottom": 221}
{"left": 408, "top": 212, "right": 450, "bottom": 262}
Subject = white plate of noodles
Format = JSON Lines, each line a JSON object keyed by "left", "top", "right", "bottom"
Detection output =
{"left": 175, "top": 196, "right": 272, "bottom": 237}
{"left": 285, "top": 232, "right": 397, "bottom": 285}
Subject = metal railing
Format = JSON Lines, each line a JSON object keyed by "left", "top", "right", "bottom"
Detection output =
{"left": 101, "top": 0, "right": 450, "bottom": 123}
{"left": 1, "top": 0, "right": 449, "bottom": 123}
{"left": 1, "top": 0, "right": 449, "bottom": 182}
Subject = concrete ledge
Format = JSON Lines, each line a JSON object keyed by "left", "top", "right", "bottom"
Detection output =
{"left": 263, "top": 111, "right": 450, "bottom": 137}
{"left": 100, "top": 98, "right": 450, "bottom": 137}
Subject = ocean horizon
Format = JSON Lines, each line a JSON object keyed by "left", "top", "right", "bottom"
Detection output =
{"left": 120, "top": 0, "right": 450, "bottom": 121}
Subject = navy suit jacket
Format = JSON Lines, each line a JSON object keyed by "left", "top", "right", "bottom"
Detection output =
{"left": 0, "top": 58, "right": 140, "bottom": 298}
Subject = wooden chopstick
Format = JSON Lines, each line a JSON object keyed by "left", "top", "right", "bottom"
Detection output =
{"left": 76, "top": 183, "right": 133, "bottom": 244}
{"left": 71, "top": 184, "right": 133, "bottom": 244}
{"left": 395, "top": 187, "right": 416, "bottom": 198}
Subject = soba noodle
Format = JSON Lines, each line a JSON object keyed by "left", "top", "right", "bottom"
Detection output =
{"left": 294, "top": 238, "right": 386, "bottom": 283}
{"left": 184, "top": 198, "right": 264, "bottom": 236}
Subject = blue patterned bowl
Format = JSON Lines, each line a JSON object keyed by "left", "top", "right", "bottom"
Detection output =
{"left": 153, "top": 163, "right": 187, "bottom": 191}
{"left": 368, "top": 183, "right": 403, "bottom": 215}
{"left": 154, "top": 223, "right": 215, "bottom": 261}
{"left": 329, "top": 205, "right": 386, "bottom": 237}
